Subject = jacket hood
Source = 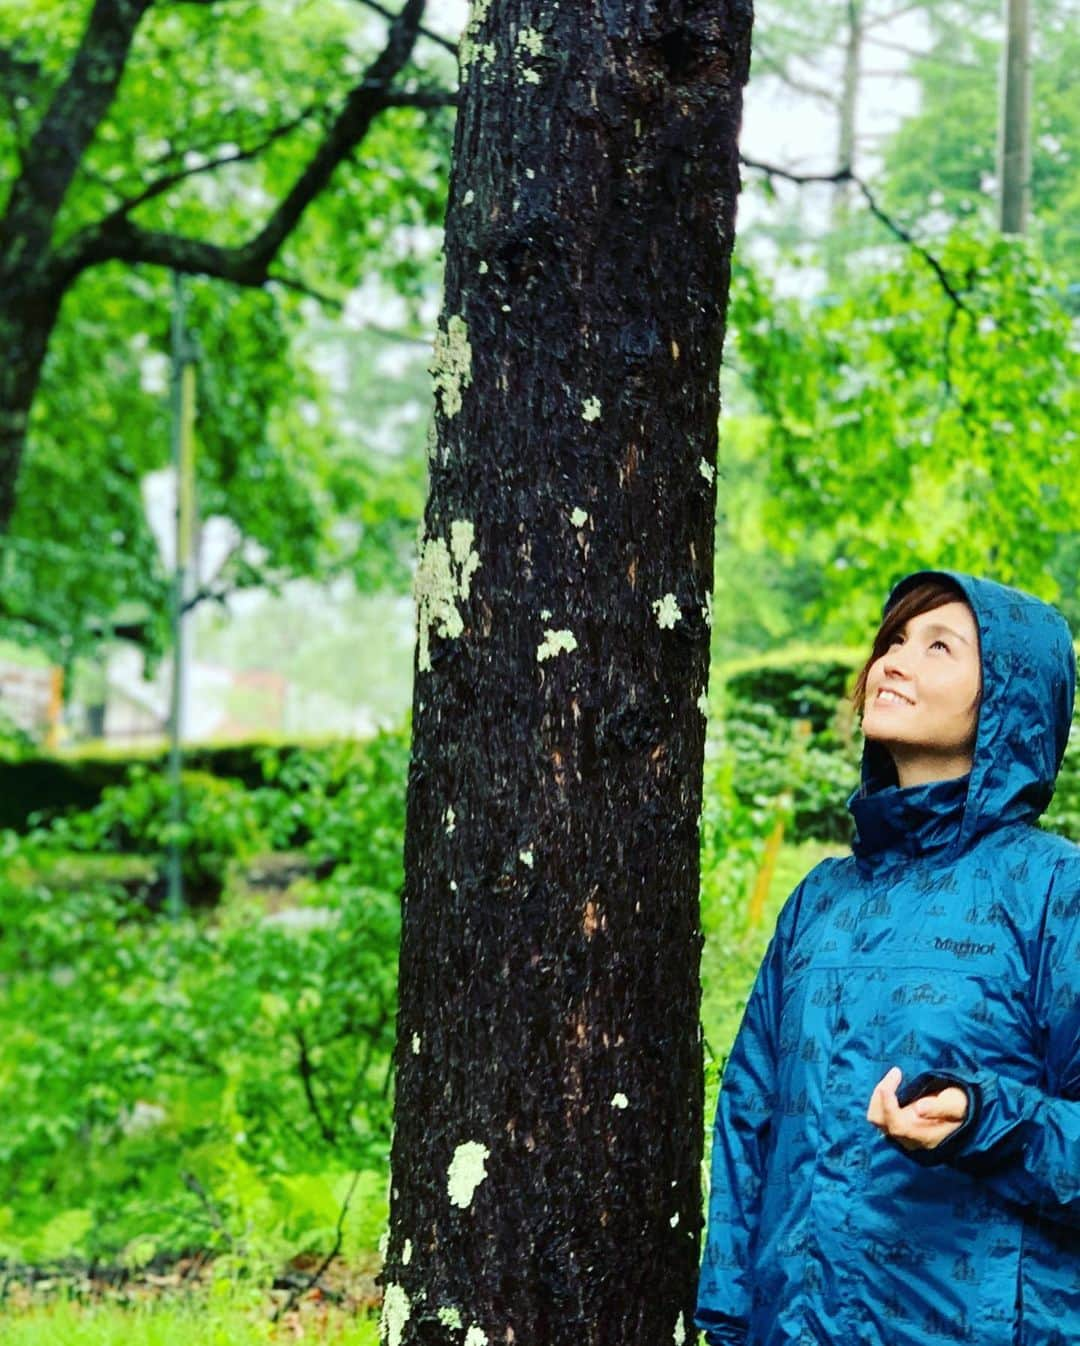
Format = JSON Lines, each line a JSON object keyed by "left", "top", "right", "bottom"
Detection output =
{"left": 848, "top": 568, "right": 1076, "bottom": 869}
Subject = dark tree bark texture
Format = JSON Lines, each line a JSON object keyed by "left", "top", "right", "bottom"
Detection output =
{"left": 386, "top": 3, "right": 752, "bottom": 1345}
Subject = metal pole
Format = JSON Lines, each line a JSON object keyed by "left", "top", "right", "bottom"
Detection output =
{"left": 999, "top": 0, "right": 1031, "bottom": 235}
{"left": 167, "top": 272, "right": 196, "bottom": 917}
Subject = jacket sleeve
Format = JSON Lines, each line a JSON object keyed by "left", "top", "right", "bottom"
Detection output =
{"left": 695, "top": 883, "right": 804, "bottom": 1346}
{"left": 896, "top": 852, "right": 1080, "bottom": 1229}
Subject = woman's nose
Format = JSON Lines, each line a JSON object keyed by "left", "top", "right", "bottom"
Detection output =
{"left": 882, "top": 648, "right": 913, "bottom": 679}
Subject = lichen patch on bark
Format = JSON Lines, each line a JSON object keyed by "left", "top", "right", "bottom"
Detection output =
{"left": 447, "top": 1141, "right": 490, "bottom": 1209}
{"left": 414, "top": 522, "right": 481, "bottom": 673}
{"left": 431, "top": 315, "right": 473, "bottom": 419}
{"left": 380, "top": 1284, "right": 410, "bottom": 1346}
{"left": 652, "top": 593, "right": 681, "bottom": 629}
{"left": 536, "top": 629, "right": 578, "bottom": 661}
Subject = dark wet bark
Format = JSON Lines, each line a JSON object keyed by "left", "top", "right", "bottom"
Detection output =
{"left": 385, "top": 3, "right": 753, "bottom": 1344}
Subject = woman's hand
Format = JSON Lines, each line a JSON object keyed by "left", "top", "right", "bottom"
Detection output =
{"left": 866, "top": 1066, "right": 968, "bottom": 1151}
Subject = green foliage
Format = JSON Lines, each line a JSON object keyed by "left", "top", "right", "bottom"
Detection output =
{"left": 0, "top": 730, "right": 407, "bottom": 1266}
{"left": 0, "top": 1289, "right": 381, "bottom": 1344}
{"left": 0, "top": 0, "right": 453, "bottom": 664}
{"left": 38, "top": 767, "right": 265, "bottom": 904}
{"left": 730, "top": 232, "right": 1080, "bottom": 642}
{"left": 879, "top": 12, "right": 1080, "bottom": 272}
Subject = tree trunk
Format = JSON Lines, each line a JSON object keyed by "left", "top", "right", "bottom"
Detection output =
{"left": 998, "top": 0, "right": 1031, "bottom": 234}
{"left": 382, "top": 3, "right": 752, "bottom": 1345}
{"left": 0, "top": 283, "right": 62, "bottom": 534}
{"left": 827, "top": 0, "right": 862, "bottom": 279}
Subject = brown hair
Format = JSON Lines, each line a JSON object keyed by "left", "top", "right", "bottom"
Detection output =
{"left": 850, "top": 577, "right": 978, "bottom": 717}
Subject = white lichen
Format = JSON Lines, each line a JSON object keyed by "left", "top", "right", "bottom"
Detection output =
{"left": 414, "top": 519, "right": 481, "bottom": 673}
{"left": 581, "top": 396, "right": 602, "bottom": 422}
{"left": 653, "top": 593, "right": 681, "bottom": 629}
{"left": 537, "top": 629, "right": 578, "bottom": 662}
{"left": 431, "top": 314, "right": 472, "bottom": 419}
{"left": 517, "top": 27, "right": 544, "bottom": 55}
{"left": 450, "top": 520, "right": 481, "bottom": 591}
{"left": 525, "top": 168, "right": 535, "bottom": 180}
{"left": 447, "top": 1141, "right": 490, "bottom": 1209}
{"left": 465, "top": 1328, "right": 489, "bottom": 1346}
{"left": 699, "top": 457, "right": 715, "bottom": 484}
{"left": 478, "top": 260, "right": 489, "bottom": 274}
{"left": 378, "top": 1228, "right": 390, "bottom": 1257}
{"left": 674, "top": 1310, "right": 686, "bottom": 1345}
{"left": 411, "top": 1033, "right": 421, "bottom": 1055}
{"left": 702, "top": 590, "right": 713, "bottom": 628}
{"left": 459, "top": 0, "right": 495, "bottom": 75}
{"left": 463, "top": 189, "right": 475, "bottom": 206}
{"left": 444, "top": 805, "right": 456, "bottom": 835}
{"left": 519, "top": 849, "right": 534, "bottom": 868}
{"left": 522, "top": 68, "right": 542, "bottom": 84}
{"left": 540, "top": 608, "right": 552, "bottom": 620}
{"left": 611, "top": 1092, "right": 629, "bottom": 1109}
{"left": 569, "top": 507, "right": 589, "bottom": 527}
{"left": 669, "top": 1212, "right": 680, "bottom": 1228}
{"left": 450, "top": 879, "right": 458, "bottom": 892}
{"left": 437, "top": 1307, "right": 463, "bottom": 1330}
{"left": 402, "top": 1238, "right": 413, "bottom": 1265}
{"left": 381, "top": 1283, "right": 411, "bottom": 1346}
{"left": 697, "top": 690, "right": 709, "bottom": 718}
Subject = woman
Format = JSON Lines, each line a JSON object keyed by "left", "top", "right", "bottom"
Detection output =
{"left": 695, "top": 568, "right": 1080, "bottom": 1346}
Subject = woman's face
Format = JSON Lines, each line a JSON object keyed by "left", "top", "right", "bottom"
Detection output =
{"left": 861, "top": 600, "right": 982, "bottom": 762}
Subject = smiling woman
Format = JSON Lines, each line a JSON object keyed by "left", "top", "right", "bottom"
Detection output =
{"left": 853, "top": 580, "right": 983, "bottom": 789}
{"left": 697, "top": 568, "right": 1080, "bottom": 1346}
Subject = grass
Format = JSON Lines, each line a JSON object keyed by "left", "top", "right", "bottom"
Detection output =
{"left": 0, "top": 1289, "right": 381, "bottom": 1344}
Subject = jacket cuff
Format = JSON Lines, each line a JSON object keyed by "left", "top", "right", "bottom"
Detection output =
{"left": 889, "top": 1069, "right": 982, "bottom": 1167}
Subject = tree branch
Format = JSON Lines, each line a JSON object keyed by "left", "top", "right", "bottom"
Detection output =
{"left": 750, "top": 51, "right": 840, "bottom": 106}
{"left": 270, "top": 1171, "right": 361, "bottom": 1323}
{"left": 293, "top": 1026, "right": 338, "bottom": 1146}
{"left": 348, "top": 0, "right": 459, "bottom": 57}
{"left": 54, "top": 0, "right": 445, "bottom": 289}
{"left": 0, "top": 0, "right": 153, "bottom": 274}
{"left": 101, "top": 106, "right": 323, "bottom": 220}
{"left": 739, "top": 156, "right": 970, "bottom": 314}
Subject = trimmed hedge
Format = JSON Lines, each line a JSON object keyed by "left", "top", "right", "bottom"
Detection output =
{"left": 0, "top": 736, "right": 387, "bottom": 833}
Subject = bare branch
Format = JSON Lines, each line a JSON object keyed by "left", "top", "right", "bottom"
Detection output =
{"left": 349, "top": 0, "right": 459, "bottom": 57}
{"left": 294, "top": 1026, "right": 338, "bottom": 1146}
{"left": 265, "top": 272, "right": 346, "bottom": 312}
{"left": 103, "top": 106, "right": 322, "bottom": 219}
{"left": 271, "top": 1171, "right": 362, "bottom": 1323}
{"left": 751, "top": 51, "right": 840, "bottom": 106}
{"left": 739, "top": 156, "right": 970, "bottom": 314}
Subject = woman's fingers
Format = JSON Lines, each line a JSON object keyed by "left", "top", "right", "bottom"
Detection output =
{"left": 914, "top": 1087, "right": 967, "bottom": 1121}
{"left": 866, "top": 1067, "right": 966, "bottom": 1150}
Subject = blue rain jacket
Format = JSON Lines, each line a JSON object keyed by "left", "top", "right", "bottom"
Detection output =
{"left": 696, "top": 570, "right": 1080, "bottom": 1346}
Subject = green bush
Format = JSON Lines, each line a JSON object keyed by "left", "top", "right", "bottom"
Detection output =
{"left": 38, "top": 767, "right": 267, "bottom": 904}
{"left": 0, "top": 730, "right": 409, "bottom": 1266}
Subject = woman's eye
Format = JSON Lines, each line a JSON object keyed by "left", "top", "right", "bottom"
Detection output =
{"left": 931, "top": 639, "right": 949, "bottom": 652}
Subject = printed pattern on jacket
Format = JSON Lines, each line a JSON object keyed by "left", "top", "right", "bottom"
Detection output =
{"left": 696, "top": 568, "right": 1080, "bottom": 1346}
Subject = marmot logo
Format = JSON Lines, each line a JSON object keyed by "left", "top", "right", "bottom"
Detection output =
{"left": 934, "top": 936, "right": 996, "bottom": 958}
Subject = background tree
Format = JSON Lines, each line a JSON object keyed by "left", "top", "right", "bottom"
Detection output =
{"left": 0, "top": 0, "right": 454, "bottom": 663}
{"left": 379, "top": 2, "right": 752, "bottom": 1343}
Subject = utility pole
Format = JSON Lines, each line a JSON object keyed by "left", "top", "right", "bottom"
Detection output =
{"left": 166, "top": 271, "right": 197, "bottom": 917}
{"left": 999, "top": 0, "right": 1031, "bottom": 234}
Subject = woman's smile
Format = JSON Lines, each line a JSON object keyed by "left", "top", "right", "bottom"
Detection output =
{"left": 875, "top": 687, "right": 914, "bottom": 706}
